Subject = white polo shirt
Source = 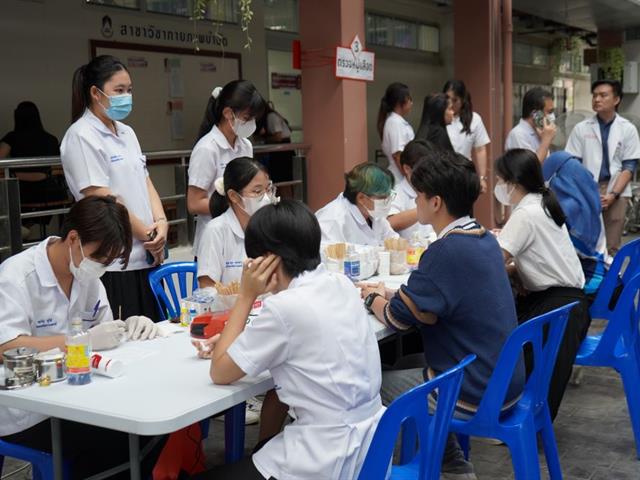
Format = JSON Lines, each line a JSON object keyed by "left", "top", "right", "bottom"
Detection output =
{"left": 188, "top": 126, "right": 253, "bottom": 253}
{"left": 447, "top": 112, "right": 490, "bottom": 160}
{"left": 227, "top": 265, "right": 384, "bottom": 479}
{"left": 315, "top": 193, "right": 398, "bottom": 246}
{"left": 505, "top": 118, "right": 541, "bottom": 155}
{"left": 196, "top": 208, "right": 246, "bottom": 284}
{"left": 498, "top": 194, "right": 585, "bottom": 292}
{"left": 60, "top": 110, "right": 154, "bottom": 271}
{"left": 388, "top": 178, "right": 435, "bottom": 240}
{"left": 381, "top": 112, "right": 414, "bottom": 185}
{"left": 0, "top": 237, "right": 112, "bottom": 436}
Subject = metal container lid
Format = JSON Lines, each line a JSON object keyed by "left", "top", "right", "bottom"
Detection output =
{"left": 3, "top": 347, "right": 38, "bottom": 361}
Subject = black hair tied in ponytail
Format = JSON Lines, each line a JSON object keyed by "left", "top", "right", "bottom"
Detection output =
{"left": 495, "top": 149, "right": 566, "bottom": 227}
{"left": 208, "top": 157, "right": 268, "bottom": 218}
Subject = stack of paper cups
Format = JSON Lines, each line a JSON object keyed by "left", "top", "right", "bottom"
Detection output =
{"left": 91, "top": 354, "right": 124, "bottom": 378}
{"left": 378, "top": 251, "right": 391, "bottom": 276}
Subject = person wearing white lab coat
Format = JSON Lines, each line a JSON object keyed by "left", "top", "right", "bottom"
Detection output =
{"left": 378, "top": 82, "right": 414, "bottom": 185}
{"left": 565, "top": 79, "right": 640, "bottom": 255}
{"left": 0, "top": 196, "right": 163, "bottom": 479}
{"left": 61, "top": 55, "right": 168, "bottom": 320}
{"left": 187, "top": 80, "right": 265, "bottom": 254}
{"left": 444, "top": 79, "right": 491, "bottom": 193}
{"left": 197, "top": 157, "right": 276, "bottom": 289}
{"left": 388, "top": 139, "right": 436, "bottom": 240}
{"left": 505, "top": 87, "right": 557, "bottom": 163}
{"left": 194, "top": 200, "right": 384, "bottom": 480}
{"left": 316, "top": 163, "right": 398, "bottom": 246}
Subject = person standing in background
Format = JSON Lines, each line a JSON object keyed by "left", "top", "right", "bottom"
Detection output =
{"left": 61, "top": 55, "right": 167, "bottom": 320}
{"left": 255, "top": 101, "right": 293, "bottom": 185}
{"left": 378, "top": 82, "right": 414, "bottom": 185}
{"left": 415, "top": 93, "right": 455, "bottom": 152}
{"left": 187, "top": 80, "right": 265, "bottom": 255}
{"left": 565, "top": 79, "right": 640, "bottom": 256}
{"left": 444, "top": 80, "right": 491, "bottom": 193}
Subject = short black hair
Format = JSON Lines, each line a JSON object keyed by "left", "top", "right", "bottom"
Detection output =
{"left": 244, "top": 199, "right": 321, "bottom": 278}
{"left": 592, "top": 79, "right": 623, "bottom": 100}
{"left": 522, "top": 87, "right": 553, "bottom": 118}
{"left": 410, "top": 150, "right": 480, "bottom": 218}
{"left": 400, "top": 139, "right": 439, "bottom": 168}
{"left": 61, "top": 195, "right": 132, "bottom": 269}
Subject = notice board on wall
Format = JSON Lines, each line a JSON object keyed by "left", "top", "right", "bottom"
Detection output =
{"left": 91, "top": 40, "right": 242, "bottom": 151}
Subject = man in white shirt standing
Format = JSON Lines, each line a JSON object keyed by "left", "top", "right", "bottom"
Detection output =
{"left": 505, "top": 87, "right": 557, "bottom": 162}
{"left": 565, "top": 79, "right": 640, "bottom": 255}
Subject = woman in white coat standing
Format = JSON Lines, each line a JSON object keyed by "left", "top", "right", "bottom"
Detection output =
{"left": 61, "top": 55, "right": 167, "bottom": 319}
{"left": 187, "top": 80, "right": 265, "bottom": 254}
{"left": 378, "top": 82, "right": 414, "bottom": 185}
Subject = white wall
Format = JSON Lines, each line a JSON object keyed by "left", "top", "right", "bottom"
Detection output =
{"left": 0, "top": 0, "right": 269, "bottom": 150}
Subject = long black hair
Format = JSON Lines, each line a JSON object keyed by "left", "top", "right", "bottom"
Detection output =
{"left": 415, "top": 93, "right": 453, "bottom": 151}
{"left": 495, "top": 149, "right": 566, "bottom": 227}
{"left": 14, "top": 102, "right": 44, "bottom": 132}
{"left": 209, "top": 157, "right": 267, "bottom": 218}
{"left": 443, "top": 79, "right": 473, "bottom": 135}
{"left": 71, "top": 55, "right": 129, "bottom": 123}
{"left": 196, "top": 80, "right": 265, "bottom": 143}
{"left": 377, "top": 82, "right": 411, "bottom": 139}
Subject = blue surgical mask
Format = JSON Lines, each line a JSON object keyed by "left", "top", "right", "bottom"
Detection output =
{"left": 98, "top": 88, "right": 133, "bottom": 121}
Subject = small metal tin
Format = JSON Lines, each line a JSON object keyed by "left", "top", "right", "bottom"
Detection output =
{"left": 2, "top": 347, "right": 37, "bottom": 390}
{"left": 35, "top": 352, "right": 67, "bottom": 383}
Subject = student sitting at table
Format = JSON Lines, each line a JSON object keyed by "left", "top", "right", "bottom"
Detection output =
{"left": 197, "top": 157, "right": 278, "bottom": 426}
{"left": 360, "top": 150, "right": 524, "bottom": 480}
{"left": 494, "top": 148, "right": 591, "bottom": 420}
{"left": 0, "top": 196, "right": 164, "bottom": 479}
{"left": 315, "top": 162, "right": 399, "bottom": 246}
{"left": 197, "top": 157, "right": 277, "bottom": 289}
{"left": 388, "top": 138, "right": 437, "bottom": 240}
{"left": 193, "top": 199, "right": 384, "bottom": 479}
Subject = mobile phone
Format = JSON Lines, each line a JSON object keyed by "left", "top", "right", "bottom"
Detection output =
{"left": 532, "top": 110, "right": 545, "bottom": 129}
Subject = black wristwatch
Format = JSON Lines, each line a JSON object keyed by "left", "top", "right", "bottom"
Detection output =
{"left": 364, "top": 292, "right": 382, "bottom": 313}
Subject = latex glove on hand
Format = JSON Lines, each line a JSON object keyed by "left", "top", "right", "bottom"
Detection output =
{"left": 89, "top": 321, "right": 126, "bottom": 351}
{"left": 124, "top": 315, "right": 160, "bottom": 341}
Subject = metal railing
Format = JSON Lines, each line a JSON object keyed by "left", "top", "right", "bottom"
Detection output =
{"left": 0, "top": 143, "right": 310, "bottom": 260}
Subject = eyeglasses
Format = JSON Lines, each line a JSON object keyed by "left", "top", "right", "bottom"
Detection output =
{"left": 243, "top": 182, "right": 277, "bottom": 198}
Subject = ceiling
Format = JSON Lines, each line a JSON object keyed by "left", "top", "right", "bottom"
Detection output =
{"left": 512, "top": 0, "right": 640, "bottom": 32}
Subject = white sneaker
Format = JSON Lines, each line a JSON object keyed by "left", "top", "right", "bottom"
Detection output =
{"left": 245, "top": 396, "right": 263, "bottom": 425}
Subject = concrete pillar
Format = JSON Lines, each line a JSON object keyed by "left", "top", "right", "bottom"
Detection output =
{"left": 453, "top": 0, "right": 510, "bottom": 228}
{"left": 299, "top": 0, "right": 367, "bottom": 211}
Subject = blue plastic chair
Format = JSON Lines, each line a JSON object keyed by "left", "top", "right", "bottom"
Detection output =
{"left": 358, "top": 355, "right": 476, "bottom": 480}
{"left": 0, "top": 439, "right": 66, "bottom": 479}
{"left": 589, "top": 238, "right": 640, "bottom": 321}
{"left": 148, "top": 261, "right": 198, "bottom": 321}
{"left": 451, "top": 303, "right": 576, "bottom": 480}
{"left": 576, "top": 270, "right": 640, "bottom": 458}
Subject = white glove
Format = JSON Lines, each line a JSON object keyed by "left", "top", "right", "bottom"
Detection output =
{"left": 89, "top": 321, "right": 126, "bottom": 351}
{"left": 124, "top": 315, "right": 159, "bottom": 341}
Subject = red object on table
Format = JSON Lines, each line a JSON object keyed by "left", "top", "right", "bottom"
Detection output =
{"left": 190, "top": 312, "right": 230, "bottom": 339}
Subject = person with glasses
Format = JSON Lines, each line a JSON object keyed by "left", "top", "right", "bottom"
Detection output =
{"left": 315, "top": 163, "right": 398, "bottom": 246}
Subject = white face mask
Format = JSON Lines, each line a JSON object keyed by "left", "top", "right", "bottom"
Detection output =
{"left": 366, "top": 195, "right": 394, "bottom": 220}
{"left": 546, "top": 112, "right": 556, "bottom": 124}
{"left": 241, "top": 192, "right": 275, "bottom": 216}
{"left": 69, "top": 242, "right": 108, "bottom": 284}
{"left": 494, "top": 182, "right": 516, "bottom": 206}
{"left": 231, "top": 114, "right": 256, "bottom": 139}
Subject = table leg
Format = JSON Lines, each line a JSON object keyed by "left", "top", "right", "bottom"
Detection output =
{"left": 51, "top": 418, "right": 63, "bottom": 480}
{"left": 224, "top": 402, "right": 246, "bottom": 463}
{"left": 128, "top": 434, "right": 141, "bottom": 480}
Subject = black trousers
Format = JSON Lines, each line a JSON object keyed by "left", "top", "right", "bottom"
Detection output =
{"left": 516, "top": 287, "right": 592, "bottom": 420}
{"left": 191, "top": 436, "right": 276, "bottom": 480}
{"left": 2, "top": 419, "right": 166, "bottom": 480}
{"left": 101, "top": 268, "right": 160, "bottom": 320}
